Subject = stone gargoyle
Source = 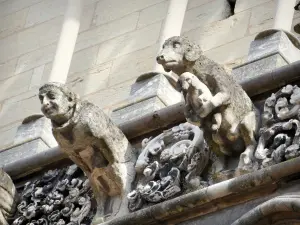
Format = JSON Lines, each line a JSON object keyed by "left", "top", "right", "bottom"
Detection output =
{"left": 156, "top": 36, "right": 259, "bottom": 172}
{"left": 38, "top": 83, "right": 136, "bottom": 223}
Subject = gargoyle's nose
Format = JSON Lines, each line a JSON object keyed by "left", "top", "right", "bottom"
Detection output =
{"left": 156, "top": 55, "right": 164, "bottom": 63}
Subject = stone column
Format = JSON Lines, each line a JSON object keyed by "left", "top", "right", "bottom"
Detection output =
{"left": 111, "top": 1, "right": 188, "bottom": 124}
{"left": 154, "top": 0, "right": 188, "bottom": 73}
{"left": 273, "top": 0, "right": 297, "bottom": 31}
{"left": 48, "top": 0, "right": 82, "bottom": 83}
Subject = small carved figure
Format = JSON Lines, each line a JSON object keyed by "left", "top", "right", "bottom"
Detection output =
{"left": 157, "top": 36, "right": 258, "bottom": 172}
{"left": 177, "top": 72, "right": 226, "bottom": 131}
{"left": 38, "top": 83, "right": 136, "bottom": 223}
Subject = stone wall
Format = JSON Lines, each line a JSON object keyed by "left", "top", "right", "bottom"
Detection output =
{"left": 0, "top": 0, "right": 299, "bottom": 150}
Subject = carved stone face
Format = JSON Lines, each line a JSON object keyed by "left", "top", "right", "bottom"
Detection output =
{"left": 156, "top": 36, "right": 202, "bottom": 74}
{"left": 39, "top": 86, "right": 74, "bottom": 123}
{"left": 156, "top": 37, "right": 185, "bottom": 73}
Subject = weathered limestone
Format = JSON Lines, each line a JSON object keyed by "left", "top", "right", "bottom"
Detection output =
{"left": 38, "top": 83, "right": 136, "bottom": 223}
{"left": 233, "top": 30, "right": 300, "bottom": 82}
{"left": 0, "top": 115, "right": 57, "bottom": 170}
{"left": 156, "top": 36, "right": 258, "bottom": 173}
{"left": 0, "top": 169, "right": 17, "bottom": 225}
{"left": 111, "top": 72, "right": 181, "bottom": 125}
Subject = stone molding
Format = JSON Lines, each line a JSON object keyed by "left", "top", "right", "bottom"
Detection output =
{"left": 99, "top": 156, "right": 300, "bottom": 225}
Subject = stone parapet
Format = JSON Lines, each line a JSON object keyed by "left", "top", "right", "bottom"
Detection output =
{"left": 233, "top": 29, "right": 300, "bottom": 82}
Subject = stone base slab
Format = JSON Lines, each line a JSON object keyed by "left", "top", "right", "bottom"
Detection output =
{"left": 0, "top": 115, "right": 57, "bottom": 168}
{"left": 111, "top": 73, "right": 182, "bottom": 125}
{"left": 233, "top": 30, "right": 300, "bottom": 82}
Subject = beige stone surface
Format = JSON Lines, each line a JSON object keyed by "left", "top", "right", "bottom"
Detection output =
{"left": 0, "top": 0, "right": 43, "bottom": 18}
{"left": 235, "top": 0, "right": 270, "bottom": 13}
{"left": 85, "top": 79, "right": 134, "bottom": 110}
{"left": 187, "top": 0, "right": 214, "bottom": 9}
{"left": 96, "top": 22, "right": 161, "bottom": 65}
{"left": 204, "top": 34, "right": 256, "bottom": 65}
{"left": 0, "top": 16, "right": 63, "bottom": 63}
{"left": 108, "top": 44, "right": 158, "bottom": 86}
{"left": 93, "top": 0, "right": 164, "bottom": 26}
{"left": 137, "top": 1, "right": 168, "bottom": 29}
{"left": 184, "top": 10, "right": 251, "bottom": 51}
{"left": 30, "top": 65, "right": 45, "bottom": 89}
{"left": 0, "top": 8, "right": 28, "bottom": 39}
{"left": 0, "top": 123, "right": 20, "bottom": 150}
{"left": 67, "top": 65, "right": 111, "bottom": 97}
{"left": 4, "top": 89, "right": 38, "bottom": 105}
{"left": 79, "top": 3, "right": 96, "bottom": 33}
{"left": 15, "top": 44, "right": 56, "bottom": 74}
{"left": 25, "top": 0, "right": 67, "bottom": 28}
{"left": 0, "top": 70, "right": 33, "bottom": 102}
{"left": 25, "top": 0, "right": 94, "bottom": 32}
{"left": 68, "top": 45, "right": 100, "bottom": 75}
{"left": 0, "top": 58, "right": 18, "bottom": 81}
{"left": 183, "top": 0, "right": 231, "bottom": 33}
{"left": 248, "top": 1, "right": 275, "bottom": 35}
{"left": 0, "top": 94, "right": 40, "bottom": 128}
{"left": 76, "top": 13, "right": 139, "bottom": 51}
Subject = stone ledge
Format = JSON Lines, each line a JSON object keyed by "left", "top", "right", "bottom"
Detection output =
{"left": 99, "top": 157, "right": 300, "bottom": 225}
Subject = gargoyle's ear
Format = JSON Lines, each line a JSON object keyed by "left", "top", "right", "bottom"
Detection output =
{"left": 184, "top": 43, "right": 202, "bottom": 62}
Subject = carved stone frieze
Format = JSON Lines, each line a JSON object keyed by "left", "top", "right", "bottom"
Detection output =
{"left": 12, "top": 165, "right": 94, "bottom": 225}
{"left": 255, "top": 84, "right": 300, "bottom": 168}
{"left": 129, "top": 123, "right": 211, "bottom": 211}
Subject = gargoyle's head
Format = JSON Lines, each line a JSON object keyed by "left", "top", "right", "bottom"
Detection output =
{"left": 39, "top": 82, "right": 79, "bottom": 125}
{"left": 156, "top": 36, "right": 202, "bottom": 74}
{"left": 176, "top": 73, "right": 194, "bottom": 92}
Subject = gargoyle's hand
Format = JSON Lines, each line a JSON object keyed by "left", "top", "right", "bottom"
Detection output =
{"left": 198, "top": 100, "right": 214, "bottom": 118}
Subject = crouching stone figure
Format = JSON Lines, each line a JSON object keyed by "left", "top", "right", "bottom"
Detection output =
{"left": 39, "top": 83, "right": 136, "bottom": 223}
{"left": 157, "top": 36, "right": 259, "bottom": 172}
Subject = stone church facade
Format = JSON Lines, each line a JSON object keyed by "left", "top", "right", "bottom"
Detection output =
{"left": 1, "top": 0, "right": 300, "bottom": 225}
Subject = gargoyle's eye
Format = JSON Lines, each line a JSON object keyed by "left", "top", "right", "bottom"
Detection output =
{"left": 173, "top": 41, "right": 181, "bottom": 48}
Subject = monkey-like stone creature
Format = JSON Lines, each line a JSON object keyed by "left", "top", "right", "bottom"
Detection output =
{"left": 157, "top": 36, "right": 259, "bottom": 172}
{"left": 39, "top": 83, "right": 136, "bottom": 224}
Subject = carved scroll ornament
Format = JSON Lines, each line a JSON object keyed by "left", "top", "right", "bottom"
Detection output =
{"left": 12, "top": 165, "right": 94, "bottom": 225}
{"left": 128, "top": 123, "right": 211, "bottom": 211}
{"left": 255, "top": 85, "right": 300, "bottom": 168}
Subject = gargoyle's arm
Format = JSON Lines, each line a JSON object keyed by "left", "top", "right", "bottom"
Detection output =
{"left": 211, "top": 92, "right": 230, "bottom": 108}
